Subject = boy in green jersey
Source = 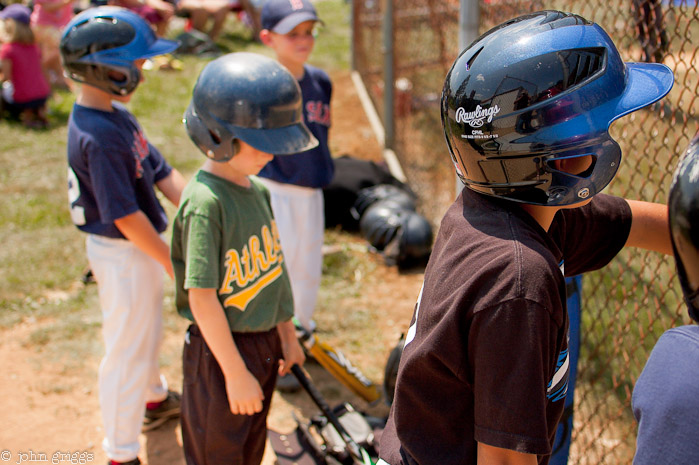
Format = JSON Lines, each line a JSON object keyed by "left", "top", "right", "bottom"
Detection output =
{"left": 171, "top": 52, "right": 317, "bottom": 465}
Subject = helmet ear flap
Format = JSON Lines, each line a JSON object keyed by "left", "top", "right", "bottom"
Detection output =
{"left": 232, "top": 138, "right": 241, "bottom": 158}
{"left": 183, "top": 103, "right": 239, "bottom": 162}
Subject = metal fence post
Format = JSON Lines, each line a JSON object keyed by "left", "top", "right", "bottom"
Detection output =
{"left": 456, "top": 0, "right": 480, "bottom": 195}
{"left": 383, "top": 0, "right": 395, "bottom": 150}
{"left": 349, "top": 0, "right": 355, "bottom": 71}
{"left": 459, "top": 0, "right": 479, "bottom": 49}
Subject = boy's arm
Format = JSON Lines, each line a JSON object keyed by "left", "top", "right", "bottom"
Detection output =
{"left": 477, "top": 443, "right": 537, "bottom": 465}
{"left": 114, "top": 210, "right": 174, "bottom": 278}
{"left": 276, "top": 319, "right": 305, "bottom": 375}
{"left": 189, "top": 288, "right": 265, "bottom": 416}
{"left": 156, "top": 168, "right": 187, "bottom": 208}
{"left": 624, "top": 199, "right": 672, "bottom": 255}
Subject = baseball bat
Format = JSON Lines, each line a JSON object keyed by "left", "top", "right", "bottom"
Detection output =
{"left": 296, "top": 323, "right": 382, "bottom": 403}
{"left": 291, "top": 364, "right": 376, "bottom": 465}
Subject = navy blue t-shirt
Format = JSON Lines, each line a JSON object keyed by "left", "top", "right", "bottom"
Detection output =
{"left": 258, "top": 64, "right": 334, "bottom": 188}
{"left": 632, "top": 324, "right": 699, "bottom": 464}
{"left": 66, "top": 102, "right": 172, "bottom": 239}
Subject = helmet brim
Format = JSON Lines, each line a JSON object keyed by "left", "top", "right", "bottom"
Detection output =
{"left": 270, "top": 13, "right": 323, "bottom": 34}
{"left": 234, "top": 122, "right": 319, "bottom": 155}
{"left": 140, "top": 37, "right": 179, "bottom": 59}
{"left": 614, "top": 62, "right": 674, "bottom": 120}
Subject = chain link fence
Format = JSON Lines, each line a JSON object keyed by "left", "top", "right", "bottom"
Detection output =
{"left": 352, "top": 1, "right": 699, "bottom": 463}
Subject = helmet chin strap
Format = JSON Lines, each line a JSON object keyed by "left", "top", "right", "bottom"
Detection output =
{"left": 686, "top": 291, "right": 699, "bottom": 324}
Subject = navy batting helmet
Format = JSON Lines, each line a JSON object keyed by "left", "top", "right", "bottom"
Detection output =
{"left": 441, "top": 10, "right": 673, "bottom": 206}
{"left": 60, "top": 6, "right": 178, "bottom": 96}
{"left": 669, "top": 134, "right": 699, "bottom": 323}
{"left": 183, "top": 52, "right": 318, "bottom": 162}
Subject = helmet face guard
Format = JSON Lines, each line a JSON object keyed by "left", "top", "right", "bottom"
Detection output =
{"left": 441, "top": 10, "right": 674, "bottom": 206}
{"left": 60, "top": 6, "right": 178, "bottom": 96}
{"left": 669, "top": 134, "right": 699, "bottom": 323}
{"left": 183, "top": 52, "right": 318, "bottom": 162}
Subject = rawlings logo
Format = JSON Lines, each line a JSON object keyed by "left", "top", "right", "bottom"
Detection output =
{"left": 289, "top": 0, "right": 304, "bottom": 10}
{"left": 455, "top": 104, "right": 500, "bottom": 127}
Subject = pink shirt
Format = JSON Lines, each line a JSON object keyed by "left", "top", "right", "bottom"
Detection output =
{"left": 0, "top": 43, "right": 51, "bottom": 103}
{"left": 30, "top": 0, "right": 74, "bottom": 28}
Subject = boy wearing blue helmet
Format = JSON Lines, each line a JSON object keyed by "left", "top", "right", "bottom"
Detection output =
{"left": 60, "top": 7, "right": 187, "bottom": 465}
{"left": 172, "top": 52, "right": 310, "bottom": 465}
{"left": 378, "top": 11, "right": 674, "bottom": 465}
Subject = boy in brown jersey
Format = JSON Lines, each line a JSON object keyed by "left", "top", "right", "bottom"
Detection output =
{"left": 378, "top": 11, "right": 674, "bottom": 465}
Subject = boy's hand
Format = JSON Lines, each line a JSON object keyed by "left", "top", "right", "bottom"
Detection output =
{"left": 279, "top": 336, "right": 306, "bottom": 376}
{"left": 225, "top": 370, "right": 264, "bottom": 416}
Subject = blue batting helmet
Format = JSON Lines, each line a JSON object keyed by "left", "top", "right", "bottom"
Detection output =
{"left": 441, "top": 10, "right": 674, "bottom": 206}
{"left": 59, "top": 6, "right": 178, "bottom": 96}
{"left": 183, "top": 52, "right": 318, "bottom": 162}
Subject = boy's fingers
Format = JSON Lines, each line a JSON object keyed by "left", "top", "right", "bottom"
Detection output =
{"left": 240, "top": 403, "right": 251, "bottom": 416}
{"left": 278, "top": 359, "right": 288, "bottom": 376}
{"left": 242, "top": 399, "right": 263, "bottom": 415}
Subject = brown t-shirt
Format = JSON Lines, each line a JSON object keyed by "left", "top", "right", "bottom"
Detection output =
{"left": 379, "top": 188, "right": 631, "bottom": 465}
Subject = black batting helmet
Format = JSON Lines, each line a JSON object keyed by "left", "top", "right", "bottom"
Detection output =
{"left": 351, "top": 184, "right": 417, "bottom": 221}
{"left": 359, "top": 200, "right": 408, "bottom": 251}
{"left": 359, "top": 200, "right": 433, "bottom": 268}
{"left": 183, "top": 52, "right": 318, "bottom": 162}
{"left": 60, "top": 6, "right": 178, "bottom": 96}
{"left": 393, "top": 211, "right": 433, "bottom": 267}
{"left": 668, "top": 134, "right": 699, "bottom": 323}
{"left": 442, "top": 10, "right": 673, "bottom": 206}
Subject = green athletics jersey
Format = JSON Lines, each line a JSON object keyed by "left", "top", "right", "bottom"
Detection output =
{"left": 171, "top": 170, "right": 294, "bottom": 332}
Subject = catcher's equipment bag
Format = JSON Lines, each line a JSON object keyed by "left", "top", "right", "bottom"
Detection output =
{"left": 323, "top": 155, "right": 412, "bottom": 231}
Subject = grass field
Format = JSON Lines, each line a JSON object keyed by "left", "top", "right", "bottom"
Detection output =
{"left": 0, "top": 0, "right": 419, "bottom": 454}
{"left": 0, "top": 0, "right": 353, "bottom": 340}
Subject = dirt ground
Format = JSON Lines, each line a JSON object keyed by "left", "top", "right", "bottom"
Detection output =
{"left": 0, "top": 70, "right": 425, "bottom": 465}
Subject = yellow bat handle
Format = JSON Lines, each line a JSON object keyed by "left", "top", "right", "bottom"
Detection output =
{"left": 305, "top": 335, "right": 382, "bottom": 403}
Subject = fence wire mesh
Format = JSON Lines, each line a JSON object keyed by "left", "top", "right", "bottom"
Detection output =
{"left": 352, "top": 1, "right": 699, "bottom": 463}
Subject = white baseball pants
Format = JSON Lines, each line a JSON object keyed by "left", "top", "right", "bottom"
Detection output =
{"left": 257, "top": 178, "right": 324, "bottom": 332}
{"left": 86, "top": 234, "right": 169, "bottom": 462}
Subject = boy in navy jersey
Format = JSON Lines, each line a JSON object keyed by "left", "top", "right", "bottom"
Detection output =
{"left": 258, "top": 0, "right": 334, "bottom": 391}
{"left": 61, "top": 7, "right": 186, "bottom": 465}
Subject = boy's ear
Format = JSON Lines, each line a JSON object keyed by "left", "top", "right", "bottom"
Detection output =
{"left": 259, "top": 29, "right": 273, "bottom": 46}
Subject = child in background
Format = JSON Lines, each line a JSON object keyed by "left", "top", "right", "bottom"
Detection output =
{"left": 109, "top": 0, "right": 175, "bottom": 37}
{"left": 60, "top": 7, "right": 186, "bottom": 465}
{"left": 30, "top": 0, "right": 74, "bottom": 89}
{"left": 258, "top": 0, "right": 334, "bottom": 392}
{"left": 175, "top": 0, "right": 231, "bottom": 41}
{"left": 0, "top": 4, "right": 51, "bottom": 128}
{"left": 172, "top": 52, "right": 309, "bottom": 465}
